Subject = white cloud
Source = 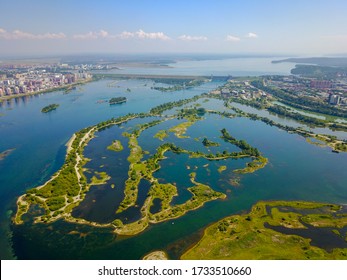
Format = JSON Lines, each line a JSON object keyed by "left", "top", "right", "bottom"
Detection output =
{"left": 73, "top": 30, "right": 112, "bottom": 40}
{"left": 98, "top": 29, "right": 109, "bottom": 38}
{"left": 135, "top": 29, "right": 170, "bottom": 40}
{"left": 246, "top": 32, "right": 258, "bottom": 38}
{"left": 226, "top": 35, "right": 241, "bottom": 42}
{"left": 0, "top": 28, "right": 66, "bottom": 40}
{"left": 118, "top": 29, "right": 170, "bottom": 40}
{"left": 178, "top": 35, "right": 208, "bottom": 41}
{"left": 119, "top": 31, "right": 135, "bottom": 39}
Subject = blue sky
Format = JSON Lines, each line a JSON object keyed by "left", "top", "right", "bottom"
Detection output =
{"left": 1, "top": 0, "right": 347, "bottom": 56}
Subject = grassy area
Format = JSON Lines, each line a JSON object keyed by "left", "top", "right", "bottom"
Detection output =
{"left": 90, "top": 171, "right": 111, "bottom": 185}
{"left": 107, "top": 140, "right": 123, "bottom": 152}
{"left": 150, "top": 175, "right": 226, "bottom": 223}
{"left": 234, "top": 156, "right": 268, "bottom": 174}
{"left": 14, "top": 114, "right": 138, "bottom": 225}
{"left": 182, "top": 201, "right": 347, "bottom": 260}
{"left": 168, "top": 121, "right": 194, "bottom": 138}
{"left": 154, "top": 130, "right": 168, "bottom": 141}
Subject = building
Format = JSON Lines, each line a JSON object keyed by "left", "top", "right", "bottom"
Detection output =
{"left": 310, "top": 80, "right": 332, "bottom": 89}
{"left": 329, "top": 94, "right": 341, "bottom": 105}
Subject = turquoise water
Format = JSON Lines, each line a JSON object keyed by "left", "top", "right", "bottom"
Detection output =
{"left": 1, "top": 59, "right": 347, "bottom": 259}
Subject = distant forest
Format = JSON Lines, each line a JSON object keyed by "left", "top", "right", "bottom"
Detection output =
{"left": 272, "top": 57, "right": 347, "bottom": 67}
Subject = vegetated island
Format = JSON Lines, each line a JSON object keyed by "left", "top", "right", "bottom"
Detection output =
{"left": 182, "top": 200, "right": 347, "bottom": 260}
{"left": 41, "top": 104, "right": 59, "bottom": 113}
{"left": 151, "top": 78, "right": 209, "bottom": 92}
{"left": 109, "top": 97, "right": 127, "bottom": 105}
{"left": 107, "top": 140, "right": 124, "bottom": 152}
{"left": 202, "top": 137, "right": 220, "bottom": 147}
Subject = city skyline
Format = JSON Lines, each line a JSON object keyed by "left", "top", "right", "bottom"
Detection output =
{"left": 1, "top": 0, "right": 347, "bottom": 56}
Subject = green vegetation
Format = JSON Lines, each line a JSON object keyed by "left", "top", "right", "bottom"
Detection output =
{"left": 90, "top": 171, "right": 111, "bottom": 185}
{"left": 218, "top": 165, "right": 227, "bottom": 173}
{"left": 154, "top": 130, "right": 168, "bottom": 141}
{"left": 168, "top": 121, "right": 194, "bottom": 138}
{"left": 335, "top": 142, "right": 347, "bottom": 152}
{"left": 17, "top": 88, "right": 346, "bottom": 241}
{"left": 152, "top": 79, "right": 206, "bottom": 92}
{"left": 41, "top": 103, "right": 59, "bottom": 113}
{"left": 202, "top": 138, "right": 220, "bottom": 147}
{"left": 182, "top": 201, "right": 347, "bottom": 260}
{"left": 117, "top": 120, "right": 165, "bottom": 213}
{"left": 268, "top": 105, "right": 327, "bottom": 127}
{"left": 150, "top": 174, "right": 226, "bottom": 223}
{"left": 223, "top": 100, "right": 347, "bottom": 153}
{"left": 14, "top": 113, "right": 138, "bottom": 225}
{"left": 291, "top": 64, "right": 347, "bottom": 78}
{"left": 107, "top": 140, "right": 123, "bottom": 152}
{"left": 109, "top": 97, "right": 127, "bottom": 105}
{"left": 150, "top": 95, "right": 204, "bottom": 115}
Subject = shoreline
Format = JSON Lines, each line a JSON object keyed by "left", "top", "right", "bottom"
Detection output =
{"left": 0, "top": 78, "right": 93, "bottom": 102}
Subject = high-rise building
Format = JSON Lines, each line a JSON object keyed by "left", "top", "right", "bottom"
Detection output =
{"left": 329, "top": 94, "right": 341, "bottom": 105}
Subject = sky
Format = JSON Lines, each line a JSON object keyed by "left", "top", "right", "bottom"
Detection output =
{"left": 1, "top": 0, "right": 347, "bottom": 57}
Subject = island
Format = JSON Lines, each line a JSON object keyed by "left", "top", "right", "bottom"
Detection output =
{"left": 107, "top": 140, "right": 123, "bottom": 152}
{"left": 202, "top": 137, "right": 220, "bottom": 147}
{"left": 109, "top": 97, "right": 127, "bottom": 105}
{"left": 41, "top": 104, "right": 59, "bottom": 113}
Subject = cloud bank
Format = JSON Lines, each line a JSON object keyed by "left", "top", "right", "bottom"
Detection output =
{"left": 178, "top": 35, "right": 208, "bottom": 41}
{"left": 0, "top": 28, "right": 66, "bottom": 40}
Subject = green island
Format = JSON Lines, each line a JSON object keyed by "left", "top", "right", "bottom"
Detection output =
{"left": 153, "top": 130, "right": 168, "bottom": 141}
{"left": 109, "top": 96, "right": 127, "bottom": 105}
{"left": 202, "top": 137, "right": 220, "bottom": 147}
{"left": 182, "top": 201, "right": 347, "bottom": 260}
{"left": 41, "top": 103, "right": 59, "bottom": 113}
{"left": 217, "top": 165, "right": 227, "bottom": 173}
{"left": 151, "top": 78, "right": 207, "bottom": 92}
{"left": 107, "top": 140, "right": 123, "bottom": 152}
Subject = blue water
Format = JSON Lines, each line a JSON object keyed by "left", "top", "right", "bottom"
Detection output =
{"left": 95, "top": 57, "right": 296, "bottom": 76}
